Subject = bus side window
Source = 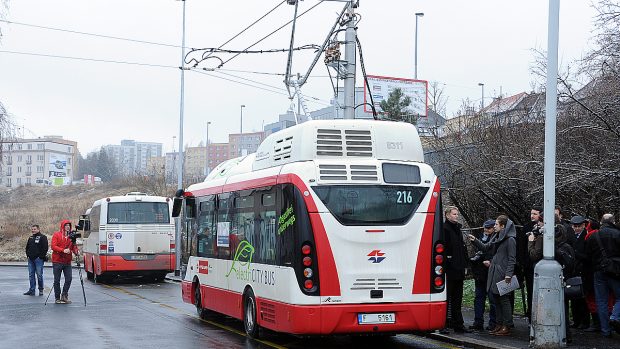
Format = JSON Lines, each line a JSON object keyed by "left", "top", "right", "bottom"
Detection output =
{"left": 197, "top": 197, "right": 217, "bottom": 258}
{"left": 217, "top": 197, "right": 231, "bottom": 259}
{"left": 256, "top": 190, "right": 277, "bottom": 265}
{"left": 278, "top": 185, "right": 296, "bottom": 266}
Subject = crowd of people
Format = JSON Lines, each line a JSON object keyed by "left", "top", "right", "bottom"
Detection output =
{"left": 441, "top": 205, "right": 620, "bottom": 340}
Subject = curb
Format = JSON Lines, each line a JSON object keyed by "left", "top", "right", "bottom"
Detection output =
{"left": 423, "top": 332, "right": 521, "bottom": 349}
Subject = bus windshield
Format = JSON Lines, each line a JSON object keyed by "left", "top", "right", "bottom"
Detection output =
{"left": 312, "top": 185, "right": 429, "bottom": 226}
{"left": 107, "top": 202, "right": 170, "bottom": 224}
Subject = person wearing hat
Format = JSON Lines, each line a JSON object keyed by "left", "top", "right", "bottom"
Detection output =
{"left": 569, "top": 215, "right": 591, "bottom": 329}
{"left": 469, "top": 219, "right": 498, "bottom": 331}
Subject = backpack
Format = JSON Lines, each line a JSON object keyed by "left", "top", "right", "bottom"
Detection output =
{"left": 555, "top": 242, "right": 576, "bottom": 278}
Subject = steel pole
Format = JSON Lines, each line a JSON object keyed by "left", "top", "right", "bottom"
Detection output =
{"left": 174, "top": 0, "right": 187, "bottom": 277}
{"left": 415, "top": 15, "right": 418, "bottom": 80}
{"left": 343, "top": 1, "right": 356, "bottom": 119}
{"left": 531, "top": 1, "right": 565, "bottom": 347}
{"left": 205, "top": 122, "right": 210, "bottom": 176}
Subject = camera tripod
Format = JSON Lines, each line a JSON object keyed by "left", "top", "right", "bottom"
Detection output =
{"left": 44, "top": 253, "right": 87, "bottom": 307}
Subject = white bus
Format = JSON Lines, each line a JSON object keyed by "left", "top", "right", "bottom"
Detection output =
{"left": 173, "top": 120, "right": 446, "bottom": 337}
{"left": 79, "top": 192, "right": 175, "bottom": 282}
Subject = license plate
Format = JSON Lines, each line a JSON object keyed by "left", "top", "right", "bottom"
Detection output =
{"left": 130, "top": 255, "right": 148, "bottom": 260}
{"left": 358, "top": 313, "right": 395, "bottom": 324}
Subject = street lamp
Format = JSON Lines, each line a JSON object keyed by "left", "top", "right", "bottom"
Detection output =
{"left": 205, "top": 121, "right": 211, "bottom": 176}
{"left": 414, "top": 12, "right": 424, "bottom": 80}
{"left": 240, "top": 105, "right": 246, "bottom": 134}
{"left": 478, "top": 82, "right": 485, "bottom": 112}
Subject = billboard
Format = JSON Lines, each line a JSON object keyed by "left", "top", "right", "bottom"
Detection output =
{"left": 48, "top": 154, "right": 70, "bottom": 186}
{"left": 363, "top": 75, "right": 428, "bottom": 117}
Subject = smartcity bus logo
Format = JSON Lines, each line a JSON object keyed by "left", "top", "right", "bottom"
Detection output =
{"left": 226, "top": 241, "right": 255, "bottom": 278}
{"left": 367, "top": 250, "right": 386, "bottom": 263}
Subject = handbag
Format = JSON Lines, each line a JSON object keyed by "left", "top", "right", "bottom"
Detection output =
{"left": 564, "top": 276, "right": 584, "bottom": 299}
{"left": 594, "top": 233, "right": 620, "bottom": 278}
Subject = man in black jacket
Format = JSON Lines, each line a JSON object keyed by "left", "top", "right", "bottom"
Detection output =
{"left": 569, "top": 215, "right": 590, "bottom": 329}
{"left": 518, "top": 206, "right": 542, "bottom": 323}
{"left": 443, "top": 206, "right": 470, "bottom": 333}
{"left": 469, "top": 219, "right": 497, "bottom": 331}
{"left": 24, "top": 224, "right": 49, "bottom": 296}
{"left": 586, "top": 214, "right": 620, "bottom": 338}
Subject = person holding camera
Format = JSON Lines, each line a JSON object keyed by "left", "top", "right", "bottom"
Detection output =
{"left": 51, "top": 220, "right": 79, "bottom": 304}
{"left": 24, "top": 224, "right": 48, "bottom": 296}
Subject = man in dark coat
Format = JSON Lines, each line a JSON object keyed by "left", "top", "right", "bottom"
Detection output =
{"left": 569, "top": 215, "right": 590, "bottom": 329}
{"left": 469, "top": 219, "right": 497, "bottom": 331}
{"left": 517, "top": 206, "right": 542, "bottom": 323}
{"left": 443, "top": 206, "right": 470, "bottom": 333}
{"left": 586, "top": 214, "right": 620, "bottom": 338}
{"left": 24, "top": 224, "right": 48, "bottom": 296}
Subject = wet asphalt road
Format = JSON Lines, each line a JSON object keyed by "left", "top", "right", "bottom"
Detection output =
{"left": 0, "top": 266, "right": 460, "bottom": 349}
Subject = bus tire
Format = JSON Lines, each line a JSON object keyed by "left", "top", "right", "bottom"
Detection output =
{"left": 243, "top": 288, "right": 260, "bottom": 339}
{"left": 195, "top": 283, "right": 208, "bottom": 319}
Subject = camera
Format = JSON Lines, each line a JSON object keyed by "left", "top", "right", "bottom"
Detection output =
{"left": 68, "top": 231, "right": 82, "bottom": 244}
{"left": 528, "top": 226, "right": 543, "bottom": 237}
{"left": 470, "top": 251, "right": 483, "bottom": 262}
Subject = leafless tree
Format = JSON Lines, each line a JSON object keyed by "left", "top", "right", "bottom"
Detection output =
{"left": 428, "top": 81, "right": 448, "bottom": 116}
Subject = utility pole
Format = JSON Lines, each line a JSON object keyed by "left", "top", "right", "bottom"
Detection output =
{"left": 240, "top": 104, "right": 245, "bottom": 134}
{"left": 175, "top": 0, "right": 187, "bottom": 277}
{"left": 478, "top": 82, "right": 485, "bottom": 112}
{"left": 343, "top": 1, "right": 357, "bottom": 119}
{"left": 205, "top": 121, "right": 210, "bottom": 176}
{"left": 414, "top": 12, "right": 424, "bottom": 80}
{"left": 531, "top": 1, "right": 565, "bottom": 347}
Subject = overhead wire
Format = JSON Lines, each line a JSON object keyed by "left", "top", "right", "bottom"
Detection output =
{"left": 218, "top": 0, "right": 324, "bottom": 68}
{"left": 200, "top": 0, "right": 287, "bottom": 62}
{"left": 0, "top": 49, "right": 177, "bottom": 69}
{"left": 0, "top": 18, "right": 182, "bottom": 49}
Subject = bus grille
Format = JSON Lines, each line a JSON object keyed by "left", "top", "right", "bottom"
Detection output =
{"left": 259, "top": 302, "right": 276, "bottom": 324}
{"left": 273, "top": 136, "right": 293, "bottom": 162}
{"left": 318, "top": 164, "right": 378, "bottom": 182}
{"left": 316, "top": 129, "right": 373, "bottom": 158}
{"left": 351, "top": 278, "right": 402, "bottom": 290}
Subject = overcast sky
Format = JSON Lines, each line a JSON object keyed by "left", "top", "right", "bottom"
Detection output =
{"left": 0, "top": 0, "right": 598, "bottom": 154}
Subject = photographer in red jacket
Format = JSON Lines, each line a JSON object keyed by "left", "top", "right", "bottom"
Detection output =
{"left": 51, "top": 220, "right": 79, "bottom": 304}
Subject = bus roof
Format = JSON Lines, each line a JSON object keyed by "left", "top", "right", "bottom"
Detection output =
{"left": 90, "top": 194, "right": 170, "bottom": 208}
{"left": 203, "top": 119, "right": 425, "bottom": 183}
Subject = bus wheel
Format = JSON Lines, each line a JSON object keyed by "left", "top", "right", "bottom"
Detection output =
{"left": 195, "top": 284, "right": 208, "bottom": 319}
{"left": 243, "top": 289, "right": 259, "bottom": 339}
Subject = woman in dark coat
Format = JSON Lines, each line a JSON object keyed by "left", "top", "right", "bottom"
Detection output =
{"left": 468, "top": 215, "right": 517, "bottom": 336}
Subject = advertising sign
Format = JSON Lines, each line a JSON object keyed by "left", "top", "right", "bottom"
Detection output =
{"left": 48, "top": 154, "right": 69, "bottom": 186}
{"left": 363, "top": 75, "right": 428, "bottom": 117}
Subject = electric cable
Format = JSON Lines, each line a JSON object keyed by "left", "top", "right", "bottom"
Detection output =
{"left": 0, "top": 49, "right": 176, "bottom": 69}
{"left": 200, "top": 0, "right": 287, "bottom": 62}
{"left": 218, "top": 0, "right": 324, "bottom": 68}
{"left": 0, "top": 18, "right": 182, "bottom": 48}
{"left": 355, "top": 36, "right": 378, "bottom": 119}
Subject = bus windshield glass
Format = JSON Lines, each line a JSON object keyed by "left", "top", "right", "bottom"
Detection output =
{"left": 312, "top": 185, "right": 429, "bottom": 226}
{"left": 107, "top": 202, "right": 170, "bottom": 224}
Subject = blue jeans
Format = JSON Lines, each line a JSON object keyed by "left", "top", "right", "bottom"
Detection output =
{"left": 27, "top": 258, "right": 44, "bottom": 292}
{"left": 474, "top": 279, "right": 496, "bottom": 327}
{"left": 593, "top": 271, "right": 620, "bottom": 335}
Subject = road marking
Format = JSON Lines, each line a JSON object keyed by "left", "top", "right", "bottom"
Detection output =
{"left": 403, "top": 334, "right": 462, "bottom": 349}
{"left": 101, "top": 283, "right": 287, "bottom": 349}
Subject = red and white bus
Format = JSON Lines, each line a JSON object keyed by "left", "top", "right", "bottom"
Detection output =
{"left": 79, "top": 192, "right": 175, "bottom": 282}
{"left": 173, "top": 120, "right": 446, "bottom": 337}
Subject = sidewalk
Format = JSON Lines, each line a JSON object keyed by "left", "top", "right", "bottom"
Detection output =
{"left": 425, "top": 306, "right": 617, "bottom": 349}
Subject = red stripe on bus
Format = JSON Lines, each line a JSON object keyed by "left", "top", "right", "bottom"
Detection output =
{"left": 412, "top": 180, "right": 440, "bottom": 294}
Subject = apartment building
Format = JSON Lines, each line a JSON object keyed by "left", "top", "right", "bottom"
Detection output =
{"left": 0, "top": 136, "right": 77, "bottom": 187}
{"left": 103, "top": 139, "right": 163, "bottom": 175}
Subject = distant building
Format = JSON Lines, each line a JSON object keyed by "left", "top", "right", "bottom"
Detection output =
{"left": 228, "top": 132, "right": 265, "bottom": 158}
{"left": 0, "top": 136, "right": 77, "bottom": 187}
{"left": 264, "top": 111, "right": 298, "bottom": 136}
{"left": 103, "top": 139, "right": 163, "bottom": 175}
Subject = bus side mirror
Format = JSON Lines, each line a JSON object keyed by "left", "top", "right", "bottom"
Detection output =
{"left": 185, "top": 197, "right": 196, "bottom": 218}
{"left": 172, "top": 197, "right": 183, "bottom": 218}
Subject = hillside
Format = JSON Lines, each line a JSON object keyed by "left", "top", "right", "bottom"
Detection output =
{"left": 0, "top": 184, "right": 140, "bottom": 261}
